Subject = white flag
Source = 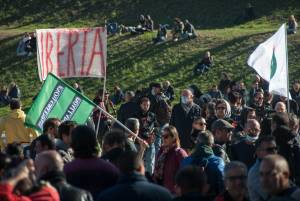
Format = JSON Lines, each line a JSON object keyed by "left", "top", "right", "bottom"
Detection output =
{"left": 247, "top": 24, "right": 289, "bottom": 98}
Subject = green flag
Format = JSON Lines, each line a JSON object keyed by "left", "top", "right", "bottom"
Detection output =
{"left": 25, "top": 73, "right": 96, "bottom": 132}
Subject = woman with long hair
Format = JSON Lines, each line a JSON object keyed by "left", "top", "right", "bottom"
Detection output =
{"left": 154, "top": 126, "right": 187, "bottom": 193}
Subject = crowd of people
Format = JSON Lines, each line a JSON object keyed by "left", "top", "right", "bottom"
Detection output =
{"left": 106, "top": 14, "right": 197, "bottom": 44}
{"left": 4, "top": 8, "right": 300, "bottom": 201}
{"left": 1, "top": 70, "right": 300, "bottom": 201}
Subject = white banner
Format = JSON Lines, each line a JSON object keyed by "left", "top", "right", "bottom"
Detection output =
{"left": 36, "top": 27, "right": 107, "bottom": 80}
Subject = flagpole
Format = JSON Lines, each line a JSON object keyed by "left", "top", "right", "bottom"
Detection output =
{"left": 95, "top": 74, "right": 107, "bottom": 137}
{"left": 285, "top": 23, "right": 290, "bottom": 113}
{"left": 95, "top": 105, "right": 148, "bottom": 147}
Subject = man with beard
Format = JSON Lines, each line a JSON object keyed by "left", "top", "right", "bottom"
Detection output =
{"left": 231, "top": 119, "right": 261, "bottom": 168}
{"left": 135, "top": 97, "right": 158, "bottom": 175}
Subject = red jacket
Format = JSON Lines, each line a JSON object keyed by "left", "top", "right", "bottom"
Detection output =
{"left": 155, "top": 146, "right": 187, "bottom": 193}
{"left": 0, "top": 183, "right": 60, "bottom": 201}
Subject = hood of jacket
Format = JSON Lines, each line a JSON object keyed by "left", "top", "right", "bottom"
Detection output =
{"left": 8, "top": 109, "right": 26, "bottom": 121}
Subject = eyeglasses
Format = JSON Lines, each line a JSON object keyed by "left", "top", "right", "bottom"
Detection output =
{"left": 226, "top": 175, "right": 247, "bottom": 181}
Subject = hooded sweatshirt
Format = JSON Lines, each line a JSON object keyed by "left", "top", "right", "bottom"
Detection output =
{"left": 0, "top": 109, "right": 37, "bottom": 146}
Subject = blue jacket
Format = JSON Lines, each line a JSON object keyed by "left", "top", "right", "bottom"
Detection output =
{"left": 181, "top": 145, "right": 225, "bottom": 196}
{"left": 97, "top": 172, "right": 172, "bottom": 201}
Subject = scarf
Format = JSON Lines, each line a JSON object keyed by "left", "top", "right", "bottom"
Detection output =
{"left": 154, "top": 146, "right": 175, "bottom": 181}
{"left": 192, "top": 144, "right": 214, "bottom": 159}
{"left": 181, "top": 102, "right": 193, "bottom": 114}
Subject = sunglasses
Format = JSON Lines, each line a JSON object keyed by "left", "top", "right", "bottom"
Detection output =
{"left": 226, "top": 175, "right": 247, "bottom": 181}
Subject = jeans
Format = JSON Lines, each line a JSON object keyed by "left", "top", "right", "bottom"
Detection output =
{"left": 143, "top": 143, "right": 156, "bottom": 174}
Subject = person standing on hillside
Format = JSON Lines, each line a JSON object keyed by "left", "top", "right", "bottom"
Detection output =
{"left": 170, "top": 89, "right": 201, "bottom": 150}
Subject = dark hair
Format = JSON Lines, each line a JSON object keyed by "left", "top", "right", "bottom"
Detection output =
{"left": 188, "top": 84, "right": 202, "bottom": 99}
{"left": 58, "top": 121, "right": 77, "bottom": 139}
{"left": 118, "top": 151, "right": 142, "bottom": 174}
{"left": 255, "top": 135, "right": 276, "bottom": 150}
{"left": 5, "top": 143, "right": 23, "bottom": 158}
{"left": 140, "top": 97, "right": 150, "bottom": 104}
{"left": 43, "top": 118, "right": 60, "bottom": 134}
{"left": 175, "top": 166, "right": 207, "bottom": 193}
{"left": 272, "top": 112, "right": 289, "bottom": 127}
{"left": 10, "top": 99, "right": 21, "bottom": 110}
{"left": 36, "top": 134, "right": 55, "bottom": 150}
{"left": 71, "top": 125, "right": 100, "bottom": 158}
{"left": 103, "top": 130, "right": 127, "bottom": 149}
{"left": 228, "top": 91, "right": 242, "bottom": 104}
{"left": 215, "top": 99, "right": 227, "bottom": 107}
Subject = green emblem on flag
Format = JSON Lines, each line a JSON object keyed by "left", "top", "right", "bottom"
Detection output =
{"left": 270, "top": 48, "right": 277, "bottom": 79}
{"left": 25, "top": 73, "right": 96, "bottom": 132}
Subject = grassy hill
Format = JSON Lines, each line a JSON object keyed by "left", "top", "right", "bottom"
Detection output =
{"left": 0, "top": 0, "right": 300, "bottom": 115}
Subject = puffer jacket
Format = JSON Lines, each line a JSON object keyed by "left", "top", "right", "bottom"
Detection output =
{"left": 0, "top": 109, "right": 37, "bottom": 146}
{"left": 40, "top": 171, "right": 94, "bottom": 201}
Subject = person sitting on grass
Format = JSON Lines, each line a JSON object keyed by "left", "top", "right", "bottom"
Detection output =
{"left": 194, "top": 51, "right": 214, "bottom": 75}
{"left": 153, "top": 24, "right": 168, "bottom": 44}
{"left": 183, "top": 20, "right": 197, "bottom": 39}
{"left": 145, "top": 15, "right": 154, "bottom": 31}
{"left": 172, "top": 18, "right": 185, "bottom": 41}
{"left": 287, "top": 15, "right": 298, "bottom": 34}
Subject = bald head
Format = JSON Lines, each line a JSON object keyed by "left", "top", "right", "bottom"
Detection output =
{"left": 259, "top": 154, "right": 290, "bottom": 195}
{"left": 246, "top": 119, "right": 260, "bottom": 130}
{"left": 246, "top": 119, "right": 261, "bottom": 138}
{"left": 262, "top": 154, "right": 289, "bottom": 173}
{"left": 35, "top": 150, "right": 64, "bottom": 179}
{"left": 182, "top": 89, "right": 193, "bottom": 97}
{"left": 275, "top": 102, "right": 287, "bottom": 113}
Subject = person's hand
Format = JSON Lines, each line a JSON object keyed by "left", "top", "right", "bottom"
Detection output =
{"left": 12, "top": 159, "right": 35, "bottom": 182}
{"left": 136, "top": 137, "right": 149, "bottom": 149}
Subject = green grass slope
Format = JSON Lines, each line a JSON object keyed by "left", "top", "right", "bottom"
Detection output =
{"left": 0, "top": 0, "right": 300, "bottom": 115}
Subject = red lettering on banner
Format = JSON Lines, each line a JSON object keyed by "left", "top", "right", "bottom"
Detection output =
{"left": 45, "top": 32, "right": 54, "bottom": 74}
{"left": 56, "top": 32, "right": 65, "bottom": 77}
{"left": 80, "top": 30, "right": 88, "bottom": 75}
{"left": 67, "top": 31, "right": 79, "bottom": 76}
{"left": 99, "top": 27, "right": 106, "bottom": 75}
{"left": 86, "top": 28, "right": 104, "bottom": 76}
{"left": 40, "top": 32, "right": 44, "bottom": 79}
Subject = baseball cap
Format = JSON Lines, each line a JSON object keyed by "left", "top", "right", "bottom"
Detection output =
{"left": 211, "top": 119, "right": 234, "bottom": 131}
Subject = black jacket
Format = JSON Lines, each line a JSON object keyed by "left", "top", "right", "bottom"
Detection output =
{"left": 273, "top": 126, "right": 300, "bottom": 185}
{"left": 101, "top": 147, "right": 124, "bottom": 168}
{"left": 172, "top": 192, "right": 212, "bottom": 201}
{"left": 117, "top": 101, "right": 139, "bottom": 124}
{"left": 97, "top": 172, "right": 172, "bottom": 201}
{"left": 170, "top": 103, "right": 201, "bottom": 149}
{"left": 134, "top": 109, "right": 158, "bottom": 139}
{"left": 40, "top": 171, "right": 94, "bottom": 201}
